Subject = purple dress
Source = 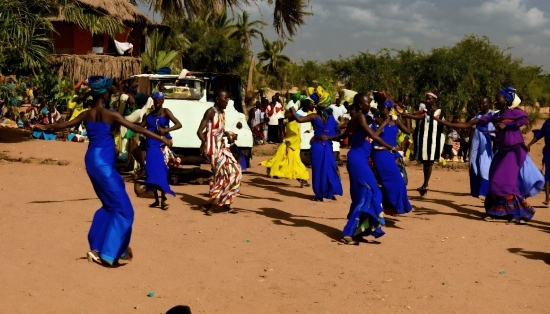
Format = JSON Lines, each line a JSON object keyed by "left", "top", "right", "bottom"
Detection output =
{"left": 478, "top": 109, "right": 535, "bottom": 221}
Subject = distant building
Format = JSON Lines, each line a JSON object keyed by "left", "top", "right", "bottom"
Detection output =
{"left": 48, "top": 0, "right": 154, "bottom": 81}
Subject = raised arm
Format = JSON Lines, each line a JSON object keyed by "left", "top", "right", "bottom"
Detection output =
{"left": 289, "top": 107, "right": 316, "bottom": 123}
{"left": 373, "top": 117, "right": 389, "bottom": 136}
{"left": 358, "top": 114, "right": 395, "bottom": 151}
{"left": 35, "top": 110, "right": 86, "bottom": 130}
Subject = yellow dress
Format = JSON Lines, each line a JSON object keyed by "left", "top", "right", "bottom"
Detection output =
{"left": 260, "top": 119, "right": 310, "bottom": 180}
{"left": 67, "top": 98, "right": 89, "bottom": 121}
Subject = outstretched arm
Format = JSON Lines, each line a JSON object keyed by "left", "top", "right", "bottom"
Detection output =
{"left": 359, "top": 114, "right": 395, "bottom": 151}
{"left": 111, "top": 111, "right": 168, "bottom": 144}
{"left": 35, "top": 111, "right": 86, "bottom": 130}
{"left": 434, "top": 116, "right": 478, "bottom": 129}
{"left": 400, "top": 112, "right": 425, "bottom": 121}
{"left": 289, "top": 107, "right": 316, "bottom": 123}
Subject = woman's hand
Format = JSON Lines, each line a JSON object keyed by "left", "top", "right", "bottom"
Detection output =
{"left": 495, "top": 123, "right": 506, "bottom": 131}
{"left": 158, "top": 127, "right": 169, "bottom": 135}
{"left": 319, "top": 135, "right": 329, "bottom": 141}
{"left": 161, "top": 136, "right": 172, "bottom": 148}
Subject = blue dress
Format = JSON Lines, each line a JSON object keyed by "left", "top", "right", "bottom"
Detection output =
{"left": 535, "top": 118, "right": 550, "bottom": 182}
{"left": 311, "top": 116, "right": 343, "bottom": 200}
{"left": 469, "top": 112, "right": 494, "bottom": 198}
{"left": 144, "top": 115, "right": 175, "bottom": 196}
{"left": 85, "top": 122, "right": 133, "bottom": 264}
{"left": 372, "top": 123, "right": 412, "bottom": 214}
{"left": 342, "top": 128, "right": 385, "bottom": 239}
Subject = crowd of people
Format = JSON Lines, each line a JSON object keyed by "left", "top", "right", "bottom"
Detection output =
{"left": 26, "top": 74, "right": 549, "bottom": 264}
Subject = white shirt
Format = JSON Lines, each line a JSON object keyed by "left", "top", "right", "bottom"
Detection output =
{"left": 267, "top": 102, "right": 282, "bottom": 125}
{"left": 329, "top": 104, "right": 347, "bottom": 122}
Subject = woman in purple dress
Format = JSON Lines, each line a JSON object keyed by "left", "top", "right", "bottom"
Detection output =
{"left": 434, "top": 87, "right": 538, "bottom": 224}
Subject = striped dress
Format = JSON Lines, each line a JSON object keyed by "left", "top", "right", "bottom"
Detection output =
{"left": 205, "top": 107, "right": 242, "bottom": 206}
{"left": 413, "top": 115, "right": 444, "bottom": 163}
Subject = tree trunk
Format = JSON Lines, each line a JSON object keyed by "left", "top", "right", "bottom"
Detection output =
{"left": 244, "top": 55, "right": 257, "bottom": 118}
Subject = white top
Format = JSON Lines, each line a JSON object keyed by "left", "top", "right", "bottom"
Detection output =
{"left": 267, "top": 102, "right": 282, "bottom": 125}
{"left": 329, "top": 104, "right": 347, "bottom": 122}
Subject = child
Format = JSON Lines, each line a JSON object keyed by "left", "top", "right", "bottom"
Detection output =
{"left": 17, "top": 112, "right": 30, "bottom": 129}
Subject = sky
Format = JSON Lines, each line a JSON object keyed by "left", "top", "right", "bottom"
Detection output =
{"left": 138, "top": 0, "right": 550, "bottom": 72}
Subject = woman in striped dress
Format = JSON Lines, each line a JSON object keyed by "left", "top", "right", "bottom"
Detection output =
{"left": 401, "top": 90, "right": 444, "bottom": 196}
{"left": 197, "top": 90, "right": 242, "bottom": 215}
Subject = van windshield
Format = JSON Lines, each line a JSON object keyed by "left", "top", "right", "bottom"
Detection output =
{"left": 152, "top": 78, "right": 205, "bottom": 100}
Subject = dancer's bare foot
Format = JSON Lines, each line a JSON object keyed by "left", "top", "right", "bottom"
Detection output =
{"left": 161, "top": 198, "right": 169, "bottom": 210}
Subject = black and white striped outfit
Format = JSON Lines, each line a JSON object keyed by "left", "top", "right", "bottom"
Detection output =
{"left": 413, "top": 116, "right": 444, "bottom": 163}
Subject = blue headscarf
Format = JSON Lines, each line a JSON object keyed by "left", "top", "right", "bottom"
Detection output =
{"left": 322, "top": 107, "right": 333, "bottom": 118}
{"left": 156, "top": 67, "right": 171, "bottom": 75}
{"left": 383, "top": 99, "right": 393, "bottom": 109}
{"left": 498, "top": 87, "right": 516, "bottom": 106}
{"left": 87, "top": 76, "right": 113, "bottom": 96}
{"left": 310, "top": 93, "right": 319, "bottom": 104}
{"left": 152, "top": 91, "right": 165, "bottom": 99}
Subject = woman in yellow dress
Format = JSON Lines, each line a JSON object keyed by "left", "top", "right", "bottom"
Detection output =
{"left": 261, "top": 96, "right": 311, "bottom": 187}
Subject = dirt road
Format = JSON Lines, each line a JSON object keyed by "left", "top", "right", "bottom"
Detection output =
{"left": 1, "top": 126, "right": 549, "bottom": 313}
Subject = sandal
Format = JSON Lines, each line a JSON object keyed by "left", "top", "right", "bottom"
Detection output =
{"left": 149, "top": 201, "right": 160, "bottom": 208}
{"left": 484, "top": 216, "right": 496, "bottom": 222}
{"left": 416, "top": 186, "right": 428, "bottom": 197}
{"left": 340, "top": 236, "right": 358, "bottom": 245}
{"left": 313, "top": 197, "right": 323, "bottom": 202}
{"left": 87, "top": 251, "right": 102, "bottom": 264}
{"left": 160, "top": 200, "right": 169, "bottom": 210}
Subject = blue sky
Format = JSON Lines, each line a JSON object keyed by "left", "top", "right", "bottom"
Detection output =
{"left": 138, "top": 0, "right": 550, "bottom": 71}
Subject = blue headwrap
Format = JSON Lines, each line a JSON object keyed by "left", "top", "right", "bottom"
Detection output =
{"left": 152, "top": 91, "right": 165, "bottom": 99}
{"left": 498, "top": 87, "right": 516, "bottom": 106}
{"left": 383, "top": 99, "right": 393, "bottom": 109}
{"left": 87, "top": 76, "right": 113, "bottom": 96}
{"left": 310, "top": 93, "right": 319, "bottom": 104}
{"left": 322, "top": 107, "right": 333, "bottom": 118}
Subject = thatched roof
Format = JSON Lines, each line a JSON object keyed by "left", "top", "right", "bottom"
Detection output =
{"left": 50, "top": 54, "right": 142, "bottom": 81}
{"left": 49, "top": 0, "right": 152, "bottom": 25}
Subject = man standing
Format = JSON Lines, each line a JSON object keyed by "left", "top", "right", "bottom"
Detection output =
{"left": 266, "top": 95, "right": 283, "bottom": 144}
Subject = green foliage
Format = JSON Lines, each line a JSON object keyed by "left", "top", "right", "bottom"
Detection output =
{"left": 231, "top": 11, "right": 267, "bottom": 49}
{"left": 170, "top": 13, "right": 248, "bottom": 73}
{"left": 35, "top": 71, "right": 74, "bottom": 111}
{"left": 142, "top": 0, "right": 310, "bottom": 38}
{"left": 142, "top": 29, "right": 180, "bottom": 73}
{"left": 326, "top": 35, "right": 550, "bottom": 117}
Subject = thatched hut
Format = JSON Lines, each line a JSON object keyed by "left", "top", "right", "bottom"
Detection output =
{"left": 48, "top": 0, "right": 153, "bottom": 80}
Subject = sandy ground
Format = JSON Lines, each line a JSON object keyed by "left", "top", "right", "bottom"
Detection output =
{"left": 1, "top": 122, "right": 550, "bottom": 314}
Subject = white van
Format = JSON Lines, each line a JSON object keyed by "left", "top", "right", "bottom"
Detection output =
{"left": 126, "top": 73, "right": 253, "bottom": 166}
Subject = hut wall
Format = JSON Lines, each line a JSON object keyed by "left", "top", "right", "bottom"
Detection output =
{"left": 115, "top": 26, "right": 133, "bottom": 43}
{"left": 128, "top": 25, "right": 143, "bottom": 57}
{"left": 73, "top": 26, "right": 93, "bottom": 55}
{"left": 52, "top": 22, "right": 75, "bottom": 54}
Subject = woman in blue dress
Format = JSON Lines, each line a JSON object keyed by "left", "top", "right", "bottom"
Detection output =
{"left": 325, "top": 93, "right": 397, "bottom": 245}
{"left": 290, "top": 105, "right": 343, "bottom": 201}
{"left": 528, "top": 118, "right": 550, "bottom": 205}
{"left": 141, "top": 91, "right": 182, "bottom": 210}
{"left": 36, "top": 76, "right": 171, "bottom": 266}
{"left": 469, "top": 97, "right": 495, "bottom": 199}
{"left": 372, "top": 98, "right": 412, "bottom": 215}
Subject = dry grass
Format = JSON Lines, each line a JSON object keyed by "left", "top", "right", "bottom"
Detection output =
{"left": 50, "top": 54, "right": 142, "bottom": 81}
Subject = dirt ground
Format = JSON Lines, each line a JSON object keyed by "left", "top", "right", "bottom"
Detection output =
{"left": 1, "top": 121, "right": 550, "bottom": 314}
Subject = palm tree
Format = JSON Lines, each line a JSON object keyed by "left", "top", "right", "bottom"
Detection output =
{"left": 142, "top": 0, "right": 310, "bottom": 38}
{"left": 231, "top": 11, "right": 267, "bottom": 50}
{"left": 141, "top": 30, "right": 180, "bottom": 73}
{"left": 257, "top": 37, "right": 291, "bottom": 76}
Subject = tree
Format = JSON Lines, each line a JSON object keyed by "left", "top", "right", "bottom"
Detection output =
{"left": 257, "top": 37, "right": 291, "bottom": 76}
{"left": 139, "top": 0, "right": 310, "bottom": 38}
{"left": 0, "top": 0, "right": 126, "bottom": 73}
{"left": 231, "top": 11, "right": 267, "bottom": 50}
